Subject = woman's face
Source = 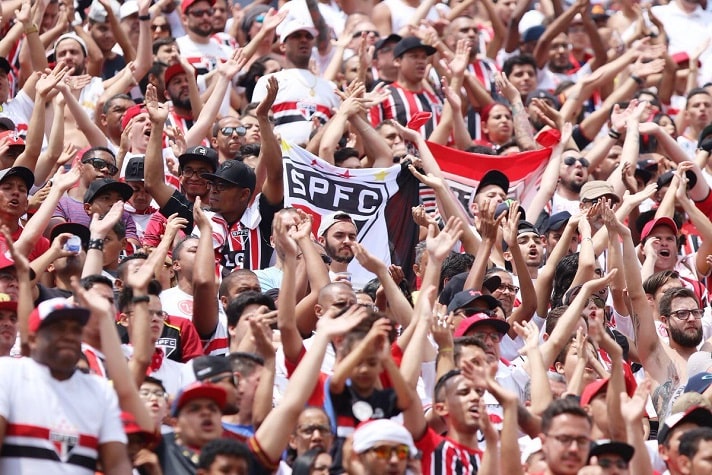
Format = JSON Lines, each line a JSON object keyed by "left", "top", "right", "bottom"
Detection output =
{"left": 658, "top": 115, "right": 677, "bottom": 137}
{"left": 312, "top": 452, "right": 332, "bottom": 474}
{"left": 483, "top": 104, "right": 513, "bottom": 145}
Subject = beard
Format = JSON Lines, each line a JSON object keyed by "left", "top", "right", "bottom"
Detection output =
{"left": 170, "top": 94, "right": 192, "bottom": 111}
{"left": 669, "top": 324, "right": 703, "bottom": 348}
{"left": 325, "top": 241, "right": 354, "bottom": 264}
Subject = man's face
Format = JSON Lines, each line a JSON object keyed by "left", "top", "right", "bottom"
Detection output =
{"left": 559, "top": 152, "right": 589, "bottom": 193}
{"left": 55, "top": 39, "right": 87, "bottom": 76}
{"left": 290, "top": 408, "right": 334, "bottom": 455}
{"left": 81, "top": 150, "right": 118, "bottom": 182}
{"left": 207, "top": 371, "right": 240, "bottom": 415}
{"left": 548, "top": 33, "right": 571, "bottom": 72}
{"left": 686, "top": 93, "right": 712, "bottom": 129}
{"left": 90, "top": 21, "right": 116, "bottom": 53}
{"left": 375, "top": 42, "right": 398, "bottom": 79}
{"left": 240, "top": 115, "right": 261, "bottom": 144}
{"left": 455, "top": 344, "right": 488, "bottom": 380}
{"left": 174, "top": 237, "right": 199, "bottom": 279}
{"left": 166, "top": 73, "right": 191, "bottom": 110}
{"left": 86, "top": 190, "right": 125, "bottom": 217}
{"left": 41, "top": 1, "right": 59, "bottom": 32}
{"left": 359, "top": 442, "right": 410, "bottom": 475}
{"left": 490, "top": 271, "right": 516, "bottom": 315}
{"left": 32, "top": 319, "right": 84, "bottom": 377}
{"left": 199, "top": 455, "right": 249, "bottom": 475}
{"left": 377, "top": 124, "right": 406, "bottom": 158}
{"left": 471, "top": 185, "right": 507, "bottom": 216}
{"left": 124, "top": 295, "right": 165, "bottom": 342}
{"left": 568, "top": 21, "right": 588, "bottom": 50}
{"left": 664, "top": 296, "right": 703, "bottom": 348}
{"left": 646, "top": 225, "right": 678, "bottom": 270}
{"left": 448, "top": 17, "right": 479, "bottom": 56}
{"left": 208, "top": 181, "right": 248, "bottom": 216}
{"left": 464, "top": 322, "right": 502, "bottom": 362}
{"left": 594, "top": 453, "right": 629, "bottom": 475}
{"left": 151, "top": 17, "right": 172, "bottom": 40}
{"left": 0, "top": 72, "right": 10, "bottom": 104}
{"left": 0, "top": 176, "right": 28, "bottom": 219}
{"left": 120, "top": 14, "right": 140, "bottom": 46}
{"left": 212, "top": 118, "right": 245, "bottom": 158}
{"left": 541, "top": 414, "right": 592, "bottom": 475}
{"left": 509, "top": 64, "right": 537, "bottom": 97}
{"left": 284, "top": 30, "right": 316, "bottom": 66}
{"left": 155, "top": 44, "right": 175, "bottom": 64}
{"left": 127, "top": 181, "right": 151, "bottom": 212}
{"left": 0, "top": 309, "right": 17, "bottom": 354}
{"left": 102, "top": 98, "right": 135, "bottom": 139}
{"left": 102, "top": 228, "right": 125, "bottom": 269}
{"left": 396, "top": 49, "right": 430, "bottom": 83}
{"left": 661, "top": 423, "right": 700, "bottom": 473}
{"left": 653, "top": 277, "right": 683, "bottom": 311}
{"left": 316, "top": 284, "right": 357, "bottom": 316}
{"left": 440, "top": 374, "right": 485, "bottom": 434}
{"left": 517, "top": 231, "right": 543, "bottom": 268}
{"left": 225, "top": 274, "right": 261, "bottom": 303}
{"left": 211, "top": 0, "right": 228, "bottom": 32}
{"left": 682, "top": 439, "right": 712, "bottom": 475}
{"left": 180, "top": 160, "right": 212, "bottom": 198}
{"left": 177, "top": 398, "right": 224, "bottom": 448}
{"left": 595, "top": 145, "right": 621, "bottom": 180}
{"left": 139, "top": 381, "right": 169, "bottom": 428}
{"left": 235, "top": 369, "right": 260, "bottom": 416}
{"left": 184, "top": 1, "right": 214, "bottom": 37}
{"left": 321, "top": 221, "right": 358, "bottom": 264}
{"left": 544, "top": 228, "right": 577, "bottom": 256}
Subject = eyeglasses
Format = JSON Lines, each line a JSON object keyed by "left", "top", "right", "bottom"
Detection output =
{"left": 151, "top": 23, "right": 169, "bottom": 31}
{"left": 496, "top": 284, "right": 519, "bottom": 294}
{"left": 297, "top": 425, "right": 331, "bottom": 437}
{"left": 589, "top": 296, "right": 606, "bottom": 309}
{"left": 669, "top": 309, "right": 704, "bottom": 320}
{"left": 471, "top": 332, "right": 502, "bottom": 343}
{"left": 563, "top": 156, "right": 590, "bottom": 168}
{"left": 352, "top": 30, "right": 379, "bottom": 39}
{"left": 126, "top": 310, "right": 168, "bottom": 320}
{"left": 220, "top": 126, "right": 246, "bottom": 137}
{"left": 181, "top": 167, "right": 211, "bottom": 178}
{"left": 139, "top": 388, "right": 167, "bottom": 399}
{"left": 188, "top": 8, "right": 214, "bottom": 16}
{"left": 597, "top": 458, "right": 629, "bottom": 470}
{"left": 83, "top": 158, "right": 119, "bottom": 175}
{"left": 549, "top": 434, "right": 591, "bottom": 448}
{"left": 206, "top": 180, "right": 236, "bottom": 192}
{"left": 320, "top": 254, "right": 332, "bottom": 265}
{"left": 368, "top": 445, "right": 410, "bottom": 461}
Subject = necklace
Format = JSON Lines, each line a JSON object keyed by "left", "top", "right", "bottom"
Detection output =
{"left": 295, "top": 70, "right": 317, "bottom": 96}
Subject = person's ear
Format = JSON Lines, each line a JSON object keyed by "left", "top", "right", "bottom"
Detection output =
{"left": 554, "top": 361, "right": 565, "bottom": 375}
{"left": 114, "top": 278, "right": 124, "bottom": 291}
{"left": 84, "top": 203, "right": 92, "bottom": 216}
{"left": 433, "top": 401, "right": 448, "bottom": 418}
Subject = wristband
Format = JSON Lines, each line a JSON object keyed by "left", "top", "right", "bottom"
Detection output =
{"left": 608, "top": 128, "right": 621, "bottom": 140}
{"left": 131, "top": 295, "right": 150, "bottom": 304}
{"left": 630, "top": 75, "right": 644, "bottom": 87}
{"left": 88, "top": 238, "right": 104, "bottom": 251}
{"left": 138, "top": 14, "right": 151, "bottom": 20}
{"left": 438, "top": 347, "right": 453, "bottom": 353}
{"left": 24, "top": 24, "right": 38, "bottom": 35}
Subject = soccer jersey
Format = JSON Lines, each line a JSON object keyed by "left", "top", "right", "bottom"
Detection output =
{"left": 369, "top": 82, "right": 443, "bottom": 138}
{"left": 175, "top": 36, "right": 231, "bottom": 76}
{"left": 416, "top": 427, "right": 482, "bottom": 475}
{"left": 0, "top": 358, "right": 126, "bottom": 474}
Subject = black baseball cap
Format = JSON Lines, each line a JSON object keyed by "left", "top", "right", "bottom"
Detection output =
{"left": 588, "top": 440, "right": 634, "bottom": 463}
{"left": 475, "top": 170, "right": 509, "bottom": 196}
{"left": 178, "top": 146, "right": 219, "bottom": 173}
{"left": 541, "top": 211, "right": 571, "bottom": 234}
{"left": 0, "top": 166, "right": 33, "bottom": 192}
{"left": 124, "top": 156, "right": 145, "bottom": 182}
{"left": 526, "top": 89, "right": 561, "bottom": 109}
{"left": 375, "top": 34, "right": 402, "bottom": 53}
{"left": 84, "top": 178, "right": 133, "bottom": 203}
{"left": 50, "top": 222, "right": 90, "bottom": 249}
{"left": 447, "top": 288, "right": 500, "bottom": 313}
{"left": 201, "top": 160, "right": 257, "bottom": 191}
{"left": 192, "top": 355, "right": 233, "bottom": 382}
{"left": 393, "top": 37, "right": 436, "bottom": 59}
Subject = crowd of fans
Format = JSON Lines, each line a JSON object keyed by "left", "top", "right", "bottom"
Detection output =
{"left": 6, "top": 0, "right": 712, "bottom": 473}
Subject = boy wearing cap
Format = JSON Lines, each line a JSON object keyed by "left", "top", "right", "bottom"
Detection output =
{"left": 369, "top": 36, "right": 443, "bottom": 138}
{"left": 658, "top": 406, "right": 712, "bottom": 475}
{"left": 252, "top": 19, "right": 340, "bottom": 146}
{"left": 0, "top": 298, "right": 132, "bottom": 474}
{"left": 347, "top": 419, "right": 417, "bottom": 475}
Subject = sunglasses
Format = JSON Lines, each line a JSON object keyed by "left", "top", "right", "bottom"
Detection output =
{"left": 368, "top": 445, "right": 410, "bottom": 460}
{"left": 83, "top": 158, "right": 118, "bottom": 175}
{"left": 220, "top": 126, "right": 246, "bottom": 137}
{"left": 188, "top": 8, "right": 214, "bottom": 17}
{"left": 352, "top": 30, "right": 379, "bottom": 39}
{"left": 563, "top": 156, "right": 590, "bottom": 168}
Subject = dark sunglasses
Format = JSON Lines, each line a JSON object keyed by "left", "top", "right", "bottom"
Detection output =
{"left": 220, "top": 126, "right": 246, "bottom": 137}
{"left": 352, "top": 30, "right": 379, "bottom": 39}
{"left": 188, "top": 8, "right": 214, "bottom": 17}
{"left": 83, "top": 158, "right": 118, "bottom": 175}
{"left": 563, "top": 156, "right": 590, "bottom": 168}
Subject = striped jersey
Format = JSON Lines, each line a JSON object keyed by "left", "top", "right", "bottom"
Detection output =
{"left": 369, "top": 82, "right": 443, "bottom": 138}
{"left": 416, "top": 428, "right": 482, "bottom": 475}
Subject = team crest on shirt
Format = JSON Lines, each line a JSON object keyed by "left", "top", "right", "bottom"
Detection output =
{"left": 156, "top": 337, "right": 178, "bottom": 357}
{"left": 297, "top": 101, "right": 317, "bottom": 119}
{"left": 178, "top": 299, "right": 193, "bottom": 315}
{"left": 50, "top": 431, "right": 79, "bottom": 462}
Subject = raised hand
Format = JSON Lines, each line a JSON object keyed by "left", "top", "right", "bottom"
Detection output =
{"left": 500, "top": 201, "right": 521, "bottom": 249}
{"left": 164, "top": 213, "right": 188, "bottom": 241}
{"left": 89, "top": 200, "right": 124, "bottom": 238}
{"left": 317, "top": 304, "right": 369, "bottom": 337}
{"left": 351, "top": 241, "right": 386, "bottom": 274}
{"left": 425, "top": 216, "right": 463, "bottom": 262}
{"left": 478, "top": 198, "right": 503, "bottom": 242}
{"left": 145, "top": 84, "right": 169, "bottom": 124}
{"left": 412, "top": 204, "right": 438, "bottom": 229}
{"left": 255, "top": 76, "right": 278, "bottom": 119}
{"left": 494, "top": 72, "right": 520, "bottom": 104}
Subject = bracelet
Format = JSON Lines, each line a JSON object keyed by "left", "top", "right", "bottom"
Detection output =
{"left": 438, "top": 347, "right": 453, "bottom": 353}
{"left": 24, "top": 24, "right": 38, "bottom": 35}
{"left": 583, "top": 237, "right": 593, "bottom": 243}
{"left": 88, "top": 238, "right": 104, "bottom": 251}
{"left": 608, "top": 128, "right": 621, "bottom": 140}
{"left": 138, "top": 14, "right": 151, "bottom": 20}
{"left": 631, "top": 75, "right": 644, "bottom": 86}
{"left": 131, "top": 295, "right": 150, "bottom": 304}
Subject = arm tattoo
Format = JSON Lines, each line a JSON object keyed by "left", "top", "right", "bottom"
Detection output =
{"left": 510, "top": 100, "right": 537, "bottom": 151}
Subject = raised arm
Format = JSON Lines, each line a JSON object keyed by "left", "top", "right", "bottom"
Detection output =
{"left": 191, "top": 198, "right": 219, "bottom": 338}
{"left": 142, "top": 84, "right": 175, "bottom": 208}
{"left": 253, "top": 76, "right": 282, "bottom": 205}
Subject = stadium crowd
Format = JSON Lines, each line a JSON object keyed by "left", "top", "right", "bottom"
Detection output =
{"left": 5, "top": 0, "right": 712, "bottom": 472}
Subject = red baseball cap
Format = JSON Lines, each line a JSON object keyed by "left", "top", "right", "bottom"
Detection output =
{"left": 171, "top": 382, "right": 227, "bottom": 416}
{"left": 181, "top": 0, "right": 215, "bottom": 14}
{"left": 580, "top": 366, "right": 637, "bottom": 407}
{"left": 454, "top": 313, "right": 510, "bottom": 338}
{"left": 121, "top": 104, "right": 148, "bottom": 129}
{"left": 27, "top": 297, "right": 90, "bottom": 333}
{"left": 641, "top": 216, "right": 678, "bottom": 241}
{"left": 0, "top": 130, "right": 24, "bottom": 147}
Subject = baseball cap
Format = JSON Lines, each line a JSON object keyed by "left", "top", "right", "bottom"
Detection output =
{"left": 178, "top": 145, "right": 219, "bottom": 173}
{"left": 54, "top": 33, "right": 88, "bottom": 56}
{"left": 87, "top": 0, "right": 120, "bottom": 22}
{"left": 171, "top": 382, "right": 227, "bottom": 417}
{"left": 121, "top": 411, "right": 158, "bottom": 444}
{"left": 640, "top": 216, "right": 678, "bottom": 241}
{"left": 50, "top": 222, "right": 91, "bottom": 250}
{"left": 164, "top": 63, "right": 188, "bottom": 87}
{"left": 447, "top": 289, "right": 500, "bottom": 314}
{"left": 119, "top": 1, "right": 139, "bottom": 20}
{"left": 672, "top": 52, "right": 701, "bottom": 69}
{"left": 495, "top": 199, "right": 526, "bottom": 221}
{"left": 521, "top": 25, "right": 545, "bottom": 43}
{"left": 475, "top": 170, "right": 509, "bottom": 196}
{"left": 588, "top": 440, "right": 634, "bottom": 462}
{"left": 124, "top": 156, "right": 145, "bottom": 182}
{"left": 580, "top": 180, "right": 620, "bottom": 203}
{"left": 0, "top": 116, "right": 15, "bottom": 131}
{"left": 374, "top": 34, "right": 402, "bottom": 53}
{"left": 685, "top": 372, "right": 712, "bottom": 394}
{"left": 0, "top": 293, "right": 17, "bottom": 312}
{"left": 591, "top": 4, "right": 610, "bottom": 20}
{"left": 393, "top": 37, "right": 436, "bottom": 59}
{"left": 121, "top": 104, "right": 147, "bottom": 129}
{"left": 352, "top": 419, "right": 417, "bottom": 455}
{"left": 657, "top": 169, "right": 697, "bottom": 191}
{"left": 28, "top": 297, "right": 90, "bottom": 333}
{"left": 0, "top": 166, "right": 34, "bottom": 192}
{"left": 658, "top": 406, "right": 712, "bottom": 444}
{"left": 0, "top": 58, "right": 11, "bottom": 74}
{"left": 580, "top": 372, "right": 637, "bottom": 407}
{"left": 181, "top": 0, "right": 215, "bottom": 13}
{"left": 278, "top": 19, "right": 318, "bottom": 43}
{"left": 201, "top": 160, "right": 256, "bottom": 191}
{"left": 192, "top": 355, "right": 233, "bottom": 382}
{"left": 0, "top": 130, "right": 25, "bottom": 148}
{"left": 454, "top": 313, "right": 510, "bottom": 337}
{"left": 541, "top": 211, "right": 571, "bottom": 234}
{"left": 526, "top": 89, "right": 561, "bottom": 109}
{"left": 317, "top": 212, "right": 355, "bottom": 236}
{"left": 84, "top": 178, "right": 134, "bottom": 203}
